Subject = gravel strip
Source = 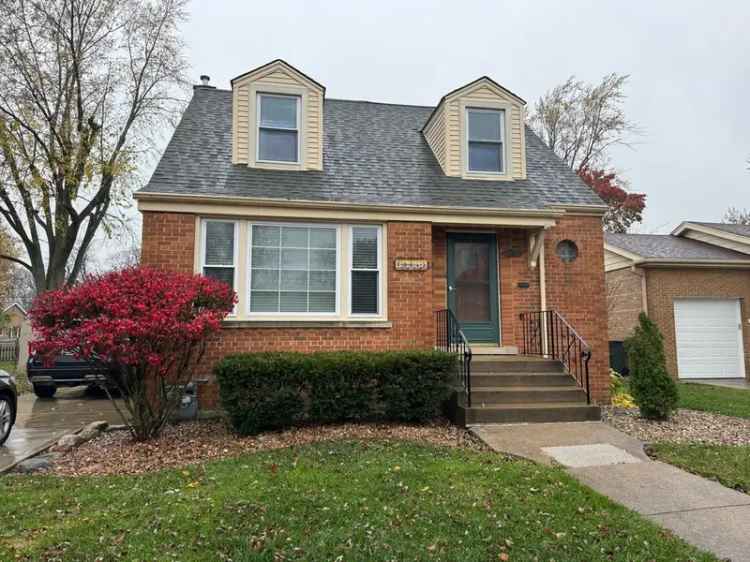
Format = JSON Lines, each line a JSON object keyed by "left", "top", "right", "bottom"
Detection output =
{"left": 602, "top": 407, "right": 750, "bottom": 445}
{"left": 48, "top": 419, "right": 483, "bottom": 477}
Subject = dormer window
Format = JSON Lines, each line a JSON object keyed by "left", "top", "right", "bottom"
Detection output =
{"left": 257, "top": 93, "right": 300, "bottom": 163}
{"left": 467, "top": 108, "right": 505, "bottom": 173}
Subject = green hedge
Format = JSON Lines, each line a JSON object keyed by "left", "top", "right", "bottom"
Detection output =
{"left": 215, "top": 351, "right": 456, "bottom": 435}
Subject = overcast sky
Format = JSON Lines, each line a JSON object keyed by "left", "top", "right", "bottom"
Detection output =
{"left": 171, "top": 0, "right": 749, "bottom": 234}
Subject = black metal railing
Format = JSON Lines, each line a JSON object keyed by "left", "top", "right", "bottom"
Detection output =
{"left": 434, "top": 309, "right": 473, "bottom": 407}
{"left": 519, "top": 310, "right": 592, "bottom": 403}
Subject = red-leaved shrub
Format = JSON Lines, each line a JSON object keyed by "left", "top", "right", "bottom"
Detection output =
{"left": 30, "top": 267, "right": 235, "bottom": 440}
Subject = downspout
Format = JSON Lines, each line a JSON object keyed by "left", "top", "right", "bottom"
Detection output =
{"left": 539, "top": 237, "right": 548, "bottom": 354}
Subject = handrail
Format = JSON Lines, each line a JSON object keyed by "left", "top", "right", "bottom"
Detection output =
{"left": 434, "top": 309, "right": 473, "bottom": 407}
{"left": 519, "top": 310, "right": 592, "bottom": 403}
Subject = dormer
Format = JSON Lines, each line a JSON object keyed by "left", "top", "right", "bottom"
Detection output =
{"left": 422, "top": 77, "right": 527, "bottom": 181}
{"left": 231, "top": 59, "right": 324, "bottom": 171}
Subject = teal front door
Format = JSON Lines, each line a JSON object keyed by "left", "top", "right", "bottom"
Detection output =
{"left": 447, "top": 233, "right": 499, "bottom": 343}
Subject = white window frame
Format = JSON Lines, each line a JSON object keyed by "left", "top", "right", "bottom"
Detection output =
{"left": 465, "top": 107, "right": 506, "bottom": 175}
{"left": 256, "top": 93, "right": 301, "bottom": 165}
{"left": 247, "top": 221, "right": 341, "bottom": 318}
{"left": 349, "top": 225, "right": 383, "bottom": 317}
{"left": 200, "top": 218, "right": 239, "bottom": 315}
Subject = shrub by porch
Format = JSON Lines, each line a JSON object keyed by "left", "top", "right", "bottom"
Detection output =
{"left": 216, "top": 350, "right": 456, "bottom": 435}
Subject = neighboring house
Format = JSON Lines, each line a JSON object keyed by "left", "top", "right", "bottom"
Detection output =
{"left": 0, "top": 303, "right": 27, "bottom": 339}
{"left": 135, "top": 59, "right": 610, "bottom": 413}
{"left": 606, "top": 222, "right": 750, "bottom": 381}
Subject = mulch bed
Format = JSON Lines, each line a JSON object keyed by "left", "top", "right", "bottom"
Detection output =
{"left": 602, "top": 407, "right": 750, "bottom": 446}
{"left": 49, "top": 419, "right": 482, "bottom": 477}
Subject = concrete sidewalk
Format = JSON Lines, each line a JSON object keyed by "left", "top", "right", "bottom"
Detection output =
{"left": 474, "top": 422, "right": 750, "bottom": 562}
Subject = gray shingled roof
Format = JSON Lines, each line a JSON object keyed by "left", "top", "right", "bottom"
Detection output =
{"left": 692, "top": 222, "right": 750, "bottom": 237}
{"left": 605, "top": 233, "right": 750, "bottom": 261}
{"left": 138, "top": 87, "right": 605, "bottom": 211}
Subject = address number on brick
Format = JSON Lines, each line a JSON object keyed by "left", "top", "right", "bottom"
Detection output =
{"left": 394, "top": 259, "right": 429, "bottom": 271}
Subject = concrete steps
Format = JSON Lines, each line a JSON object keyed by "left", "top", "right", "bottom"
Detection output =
{"left": 448, "top": 355, "right": 600, "bottom": 426}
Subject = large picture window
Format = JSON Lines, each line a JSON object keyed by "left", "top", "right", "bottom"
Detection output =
{"left": 257, "top": 94, "right": 300, "bottom": 163}
{"left": 249, "top": 224, "right": 338, "bottom": 314}
{"left": 467, "top": 108, "right": 504, "bottom": 173}
{"left": 201, "top": 220, "right": 237, "bottom": 290}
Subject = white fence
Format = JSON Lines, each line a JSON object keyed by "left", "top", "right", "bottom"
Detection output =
{"left": 0, "top": 338, "right": 19, "bottom": 363}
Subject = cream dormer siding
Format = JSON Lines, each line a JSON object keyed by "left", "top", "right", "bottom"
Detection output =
{"left": 423, "top": 77, "right": 527, "bottom": 181}
{"left": 231, "top": 60, "right": 324, "bottom": 171}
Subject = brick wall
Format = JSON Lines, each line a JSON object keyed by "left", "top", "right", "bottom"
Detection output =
{"left": 141, "top": 212, "right": 195, "bottom": 273}
{"left": 543, "top": 215, "right": 610, "bottom": 403}
{"left": 141, "top": 213, "right": 435, "bottom": 408}
{"left": 644, "top": 268, "right": 750, "bottom": 380}
{"left": 606, "top": 267, "right": 644, "bottom": 341}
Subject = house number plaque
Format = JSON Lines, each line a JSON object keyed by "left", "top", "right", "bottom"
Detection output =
{"left": 395, "top": 258, "right": 429, "bottom": 271}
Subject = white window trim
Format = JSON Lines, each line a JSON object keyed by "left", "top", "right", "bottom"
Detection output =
{"left": 255, "top": 93, "right": 301, "bottom": 165}
{"left": 246, "top": 221, "right": 341, "bottom": 319}
{"left": 459, "top": 98, "right": 513, "bottom": 181}
{"left": 466, "top": 107, "right": 505, "bottom": 175}
{"left": 200, "top": 218, "right": 239, "bottom": 316}
{"left": 349, "top": 225, "right": 383, "bottom": 317}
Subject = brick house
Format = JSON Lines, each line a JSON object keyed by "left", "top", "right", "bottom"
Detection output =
{"left": 136, "top": 60, "right": 610, "bottom": 421}
{"left": 606, "top": 222, "right": 750, "bottom": 381}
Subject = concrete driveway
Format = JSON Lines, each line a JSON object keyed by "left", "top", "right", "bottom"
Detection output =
{"left": 0, "top": 387, "right": 122, "bottom": 472}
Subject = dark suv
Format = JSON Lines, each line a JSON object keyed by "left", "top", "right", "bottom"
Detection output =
{"left": 27, "top": 354, "right": 120, "bottom": 398}
{"left": 0, "top": 368, "right": 17, "bottom": 446}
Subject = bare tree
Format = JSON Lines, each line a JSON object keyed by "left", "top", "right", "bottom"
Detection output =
{"left": 0, "top": 0, "right": 188, "bottom": 295}
{"left": 724, "top": 207, "right": 750, "bottom": 225}
{"left": 528, "top": 74, "right": 639, "bottom": 173}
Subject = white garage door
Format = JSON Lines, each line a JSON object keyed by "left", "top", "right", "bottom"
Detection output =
{"left": 674, "top": 298, "right": 745, "bottom": 379}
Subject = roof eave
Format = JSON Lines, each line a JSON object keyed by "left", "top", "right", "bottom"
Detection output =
{"left": 135, "top": 190, "right": 566, "bottom": 219}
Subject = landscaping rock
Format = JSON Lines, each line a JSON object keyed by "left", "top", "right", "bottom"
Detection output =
{"left": 603, "top": 407, "right": 750, "bottom": 445}
{"left": 83, "top": 420, "right": 109, "bottom": 433}
{"left": 15, "top": 453, "right": 56, "bottom": 473}
{"left": 53, "top": 433, "right": 85, "bottom": 452}
{"left": 78, "top": 423, "right": 107, "bottom": 442}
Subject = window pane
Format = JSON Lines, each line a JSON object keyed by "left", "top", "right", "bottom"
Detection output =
{"left": 310, "top": 270, "right": 335, "bottom": 291}
{"left": 310, "top": 228, "right": 336, "bottom": 249}
{"left": 280, "top": 292, "right": 307, "bottom": 312}
{"left": 204, "top": 267, "right": 234, "bottom": 290}
{"left": 253, "top": 225, "right": 280, "bottom": 247}
{"left": 282, "top": 227, "right": 308, "bottom": 248}
{"left": 281, "top": 270, "right": 308, "bottom": 291}
{"left": 259, "top": 129, "right": 298, "bottom": 162}
{"left": 252, "top": 247, "right": 279, "bottom": 269}
{"left": 260, "top": 96, "right": 297, "bottom": 128}
{"left": 282, "top": 248, "right": 308, "bottom": 269}
{"left": 310, "top": 249, "right": 336, "bottom": 270}
{"left": 249, "top": 224, "right": 340, "bottom": 316}
{"left": 352, "top": 271, "right": 378, "bottom": 314}
{"left": 469, "top": 141, "right": 503, "bottom": 172}
{"left": 250, "top": 291, "right": 278, "bottom": 312}
{"left": 352, "top": 228, "right": 378, "bottom": 269}
{"left": 309, "top": 292, "right": 336, "bottom": 313}
{"left": 205, "top": 222, "right": 234, "bottom": 265}
{"left": 251, "top": 269, "right": 278, "bottom": 291}
{"left": 468, "top": 110, "right": 502, "bottom": 141}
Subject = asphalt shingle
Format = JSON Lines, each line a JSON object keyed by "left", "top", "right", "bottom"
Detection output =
{"left": 139, "top": 88, "right": 605, "bottom": 211}
{"left": 605, "top": 233, "right": 750, "bottom": 261}
{"left": 692, "top": 222, "right": 750, "bottom": 237}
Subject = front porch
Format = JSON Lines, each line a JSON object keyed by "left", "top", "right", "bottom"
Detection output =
{"left": 429, "top": 220, "right": 606, "bottom": 425}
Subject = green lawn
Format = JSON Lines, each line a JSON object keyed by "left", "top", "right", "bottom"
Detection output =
{"left": 0, "top": 441, "right": 713, "bottom": 561}
{"left": 678, "top": 383, "right": 750, "bottom": 418}
{"left": 649, "top": 442, "right": 750, "bottom": 494}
